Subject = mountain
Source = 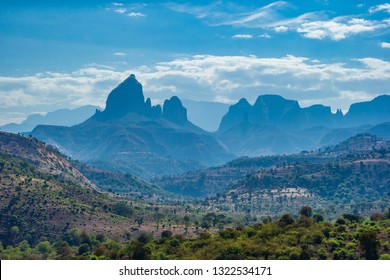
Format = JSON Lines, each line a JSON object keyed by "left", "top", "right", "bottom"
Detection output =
{"left": 181, "top": 99, "right": 229, "bottom": 132}
{"left": 216, "top": 94, "right": 390, "bottom": 156}
{"left": 218, "top": 98, "right": 252, "bottom": 133}
{"left": 0, "top": 131, "right": 96, "bottom": 189}
{"left": 367, "top": 122, "right": 390, "bottom": 139}
{"left": 323, "top": 133, "right": 390, "bottom": 154}
{"left": 31, "top": 75, "right": 233, "bottom": 179}
{"left": 0, "top": 105, "right": 100, "bottom": 134}
{"left": 218, "top": 95, "right": 342, "bottom": 133}
{"left": 0, "top": 132, "right": 141, "bottom": 246}
{"left": 344, "top": 95, "right": 390, "bottom": 127}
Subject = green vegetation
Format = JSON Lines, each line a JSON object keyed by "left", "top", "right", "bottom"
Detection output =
{"left": 1, "top": 207, "right": 389, "bottom": 260}
{"left": 157, "top": 134, "right": 390, "bottom": 219}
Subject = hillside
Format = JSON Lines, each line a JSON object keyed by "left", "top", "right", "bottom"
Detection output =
{"left": 0, "top": 132, "right": 179, "bottom": 247}
{"left": 156, "top": 134, "right": 390, "bottom": 218}
{"left": 0, "top": 132, "right": 96, "bottom": 190}
{"left": 75, "top": 163, "right": 171, "bottom": 201}
{"left": 0, "top": 133, "right": 138, "bottom": 246}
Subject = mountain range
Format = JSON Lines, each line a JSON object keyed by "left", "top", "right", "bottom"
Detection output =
{"left": 31, "top": 75, "right": 233, "bottom": 179}
{"left": 0, "top": 105, "right": 100, "bottom": 134}
{"left": 217, "top": 95, "right": 390, "bottom": 156}
{"left": 22, "top": 74, "right": 390, "bottom": 179}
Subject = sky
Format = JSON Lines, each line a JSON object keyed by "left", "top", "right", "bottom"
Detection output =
{"left": 0, "top": 0, "right": 390, "bottom": 125}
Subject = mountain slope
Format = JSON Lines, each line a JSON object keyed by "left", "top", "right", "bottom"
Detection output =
{"left": 156, "top": 134, "right": 390, "bottom": 199}
{"left": 0, "top": 132, "right": 142, "bottom": 246}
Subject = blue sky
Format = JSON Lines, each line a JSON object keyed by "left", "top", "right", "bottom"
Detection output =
{"left": 0, "top": 0, "right": 390, "bottom": 125}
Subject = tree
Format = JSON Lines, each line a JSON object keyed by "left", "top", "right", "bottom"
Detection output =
{"left": 78, "top": 243, "right": 91, "bottom": 256}
{"left": 300, "top": 206, "right": 312, "bottom": 218}
{"left": 342, "top": 213, "right": 362, "bottom": 223}
{"left": 35, "top": 241, "right": 51, "bottom": 254}
{"left": 62, "top": 228, "right": 81, "bottom": 246}
{"left": 137, "top": 233, "right": 152, "bottom": 244}
{"left": 135, "top": 216, "right": 144, "bottom": 227}
{"left": 161, "top": 230, "right": 173, "bottom": 239}
{"left": 313, "top": 214, "right": 324, "bottom": 223}
{"left": 278, "top": 214, "right": 295, "bottom": 227}
{"left": 359, "top": 230, "right": 380, "bottom": 260}
{"left": 112, "top": 202, "right": 133, "bottom": 218}
{"left": 183, "top": 215, "right": 191, "bottom": 227}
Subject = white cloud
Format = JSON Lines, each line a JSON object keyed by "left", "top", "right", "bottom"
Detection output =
{"left": 127, "top": 12, "right": 146, "bottom": 17}
{"left": 166, "top": 1, "right": 389, "bottom": 40}
{"left": 112, "top": 2, "right": 123, "bottom": 6}
{"left": 232, "top": 34, "right": 253, "bottom": 39}
{"left": 381, "top": 42, "right": 390, "bottom": 48}
{"left": 369, "top": 3, "right": 390, "bottom": 13}
{"left": 259, "top": 33, "right": 271, "bottom": 38}
{"left": 226, "top": 1, "right": 290, "bottom": 26}
{"left": 1, "top": 55, "right": 389, "bottom": 124}
{"left": 114, "top": 8, "right": 127, "bottom": 14}
{"left": 114, "top": 52, "right": 127, "bottom": 56}
{"left": 274, "top": 26, "right": 288, "bottom": 32}
{"left": 297, "top": 18, "right": 388, "bottom": 40}
{"left": 0, "top": 68, "right": 131, "bottom": 112}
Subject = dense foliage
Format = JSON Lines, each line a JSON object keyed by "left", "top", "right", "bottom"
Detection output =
{"left": 1, "top": 208, "right": 389, "bottom": 260}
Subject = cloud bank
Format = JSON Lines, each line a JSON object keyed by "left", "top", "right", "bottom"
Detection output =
{"left": 1, "top": 54, "right": 389, "bottom": 124}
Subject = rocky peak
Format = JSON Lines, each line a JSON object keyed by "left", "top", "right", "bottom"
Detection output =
{"left": 100, "top": 74, "right": 145, "bottom": 119}
{"left": 217, "top": 98, "right": 251, "bottom": 132}
{"left": 163, "top": 96, "right": 188, "bottom": 125}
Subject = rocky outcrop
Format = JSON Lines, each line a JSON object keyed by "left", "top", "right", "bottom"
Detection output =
{"left": 163, "top": 96, "right": 188, "bottom": 125}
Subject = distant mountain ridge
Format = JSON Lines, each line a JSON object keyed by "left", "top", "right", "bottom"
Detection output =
{"left": 32, "top": 75, "right": 233, "bottom": 179}
{"left": 344, "top": 95, "right": 390, "bottom": 127}
{"left": 218, "top": 94, "right": 350, "bottom": 133}
{"left": 0, "top": 105, "right": 100, "bottom": 134}
{"left": 217, "top": 94, "right": 390, "bottom": 156}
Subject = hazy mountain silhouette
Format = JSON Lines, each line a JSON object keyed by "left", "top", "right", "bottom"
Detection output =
{"left": 344, "top": 95, "right": 390, "bottom": 127}
{"left": 0, "top": 105, "right": 100, "bottom": 134}
{"left": 32, "top": 75, "right": 233, "bottom": 179}
{"left": 217, "top": 94, "right": 390, "bottom": 156}
{"left": 218, "top": 94, "right": 343, "bottom": 133}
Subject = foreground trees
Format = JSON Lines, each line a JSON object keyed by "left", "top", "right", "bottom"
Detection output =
{"left": 1, "top": 208, "right": 389, "bottom": 260}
